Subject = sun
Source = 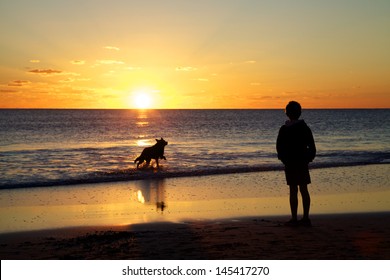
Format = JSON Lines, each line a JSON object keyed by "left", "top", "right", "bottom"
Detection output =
{"left": 133, "top": 91, "right": 152, "bottom": 109}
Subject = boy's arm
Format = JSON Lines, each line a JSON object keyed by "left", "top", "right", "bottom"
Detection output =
{"left": 306, "top": 127, "right": 316, "bottom": 162}
{"left": 276, "top": 127, "right": 287, "bottom": 164}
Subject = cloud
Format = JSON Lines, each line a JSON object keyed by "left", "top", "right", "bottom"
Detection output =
{"left": 71, "top": 60, "right": 85, "bottom": 65}
{"left": 0, "top": 88, "right": 18, "bottom": 93}
{"left": 8, "top": 80, "right": 31, "bottom": 87}
{"left": 96, "top": 60, "right": 125, "bottom": 65}
{"left": 245, "top": 60, "right": 256, "bottom": 64}
{"left": 28, "top": 69, "right": 63, "bottom": 74}
{"left": 175, "top": 66, "right": 197, "bottom": 71}
{"left": 59, "top": 78, "right": 75, "bottom": 83}
{"left": 194, "top": 78, "right": 209, "bottom": 82}
{"left": 27, "top": 69, "right": 80, "bottom": 76}
{"left": 29, "top": 60, "right": 40, "bottom": 63}
{"left": 58, "top": 77, "right": 91, "bottom": 83}
{"left": 104, "top": 46, "right": 120, "bottom": 51}
{"left": 103, "top": 70, "right": 116, "bottom": 76}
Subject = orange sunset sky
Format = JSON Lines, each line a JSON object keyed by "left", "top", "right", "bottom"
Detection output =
{"left": 1, "top": 0, "right": 389, "bottom": 109}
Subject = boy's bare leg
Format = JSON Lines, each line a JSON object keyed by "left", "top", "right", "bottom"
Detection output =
{"left": 289, "top": 185, "right": 298, "bottom": 221}
{"left": 299, "top": 184, "right": 311, "bottom": 220}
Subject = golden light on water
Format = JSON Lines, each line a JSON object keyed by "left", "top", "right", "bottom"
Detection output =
{"left": 137, "top": 190, "right": 145, "bottom": 204}
{"left": 136, "top": 139, "right": 152, "bottom": 147}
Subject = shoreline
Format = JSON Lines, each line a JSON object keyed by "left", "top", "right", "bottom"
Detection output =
{"left": 1, "top": 161, "right": 388, "bottom": 190}
{"left": 1, "top": 212, "right": 390, "bottom": 259}
{"left": 0, "top": 164, "right": 389, "bottom": 234}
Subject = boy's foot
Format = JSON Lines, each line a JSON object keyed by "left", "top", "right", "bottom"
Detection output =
{"left": 299, "top": 218, "right": 312, "bottom": 227}
{"left": 284, "top": 219, "right": 299, "bottom": 227}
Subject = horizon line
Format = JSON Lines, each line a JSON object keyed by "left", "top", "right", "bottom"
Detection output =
{"left": 1, "top": 107, "right": 389, "bottom": 110}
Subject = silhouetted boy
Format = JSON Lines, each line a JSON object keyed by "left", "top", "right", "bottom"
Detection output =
{"left": 277, "top": 101, "right": 316, "bottom": 226}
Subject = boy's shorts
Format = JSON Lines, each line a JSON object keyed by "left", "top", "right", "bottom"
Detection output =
{"left": 284, "top": 163, "right": 311, "bottom": 185}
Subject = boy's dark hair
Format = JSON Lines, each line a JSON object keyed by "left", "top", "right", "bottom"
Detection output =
{"left": 285, "top": 101, "right": 302, "bottom": 120}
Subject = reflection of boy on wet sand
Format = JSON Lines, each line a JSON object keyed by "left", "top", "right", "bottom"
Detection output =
{"left": 277, "top": 101, "right": 316, "bottom": 226}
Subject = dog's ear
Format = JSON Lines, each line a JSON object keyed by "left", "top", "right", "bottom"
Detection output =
{"left": 155, "top": 139, "right": 158, "bottom": 142}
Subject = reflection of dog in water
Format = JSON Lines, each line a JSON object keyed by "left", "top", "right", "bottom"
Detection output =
{"left": 134, "top": 138, "right": 168, "bottom": 169}
{"left": 156, "top": 201, "right": 166, "bottom": 212}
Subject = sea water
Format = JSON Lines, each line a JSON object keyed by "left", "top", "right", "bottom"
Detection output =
{"left": 0, "top": 109, "right": 389, "bottom": 189}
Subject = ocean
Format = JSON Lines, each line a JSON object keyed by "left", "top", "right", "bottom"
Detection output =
{"left": 0, "top": 109, "right": 389, "bottom": 189}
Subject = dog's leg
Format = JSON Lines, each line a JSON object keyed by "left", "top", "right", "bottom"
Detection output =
{"left": 155, "top": 158, "right": 159, "bottom": 168}
{"left": 136, "top": 159, "right": 144, "bottom": 169}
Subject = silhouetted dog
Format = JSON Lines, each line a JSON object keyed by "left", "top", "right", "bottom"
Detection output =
{"left": 134, "top": 138, "right": 168, "bottom": 169}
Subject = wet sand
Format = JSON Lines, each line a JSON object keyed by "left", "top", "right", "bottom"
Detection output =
{"left": 0, "top": 164, "right": 389, "bottom": 259}
{"left": 1, "top": 212, "right": 390, "bottom": 259}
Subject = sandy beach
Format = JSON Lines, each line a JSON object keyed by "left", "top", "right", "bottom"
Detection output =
{"left": 1, "top": 164, "right": 389, "bottom": 259}
{"left": 1, "top": 212, "right": 390, "bottom": 259}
